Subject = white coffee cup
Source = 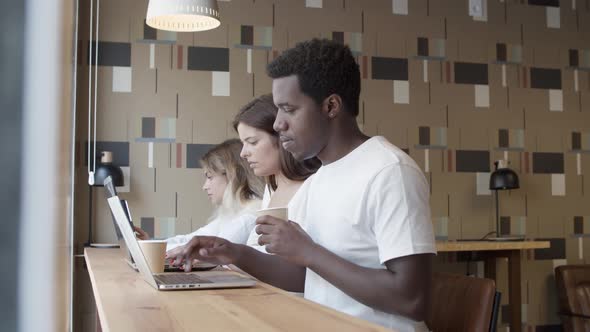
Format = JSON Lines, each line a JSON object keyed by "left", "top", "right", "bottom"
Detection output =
{"left": 255, "top": 207, "right": 288, "bottom": 221}
{"left": 137, "top": 240, "right": 167, "bottom": 273}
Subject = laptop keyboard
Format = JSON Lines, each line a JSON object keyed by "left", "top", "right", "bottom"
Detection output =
{"left": 154, "top": 273, "right": 212, "bottom": 285}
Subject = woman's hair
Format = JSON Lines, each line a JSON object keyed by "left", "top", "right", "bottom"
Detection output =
{"left": 200, "top": 139, "right": 264, "bottom": 210}
{"left": 232, "top": 94, "right": 321, "bottom": 190}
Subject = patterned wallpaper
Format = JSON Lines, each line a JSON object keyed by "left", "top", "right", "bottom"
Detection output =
{"left": 74, "top": 0, "right": 590, "bottom": 330}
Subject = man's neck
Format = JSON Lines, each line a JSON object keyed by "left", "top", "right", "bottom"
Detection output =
{"left": 317, "top": 120, "right": 369, "bottom": 165}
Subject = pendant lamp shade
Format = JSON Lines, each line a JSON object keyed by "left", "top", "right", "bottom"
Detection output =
{"left": 146, "top": 0, "right": 221, "bottom": 32}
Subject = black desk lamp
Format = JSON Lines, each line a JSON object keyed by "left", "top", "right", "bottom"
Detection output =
{"left": 94, "top": 151, "right": 124, "bottom": 187}
{"left": 86, "top": 151, "right": 124, "bottom": 247}
{"left": 489, "top": 160, "right": 521, "bottom": 241}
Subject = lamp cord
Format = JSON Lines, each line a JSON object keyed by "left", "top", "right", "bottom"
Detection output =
{"left": 87, "top": 185, "right": 93, "bottom": 246}
{"left": 479, "top": 231, "right": 497, "bottom": 240}
{"left": 93, "top": 0, "right": 100, "bottom": 175}
{"left": 86, "top": 0, "right": 100, "bottom": 245}
{"left": 87, "top": 0, "right": 100, "bottom": 184}
{"left": 87, "top": 0, "right": 93, "bottom": 182}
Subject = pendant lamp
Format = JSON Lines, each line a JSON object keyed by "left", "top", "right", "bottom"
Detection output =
{"left": 146, "top": 0, "right": 221, "bottom": 32}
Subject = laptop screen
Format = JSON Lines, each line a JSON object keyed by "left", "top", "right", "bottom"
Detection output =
{"left": 107, "top": 196, "right": 159, "bottom": 289}
{"left": 103, "top": 176, "right": 133, "bottom": 240}
{"left": 103, "top": 175, "right": 117, "bottom": 198}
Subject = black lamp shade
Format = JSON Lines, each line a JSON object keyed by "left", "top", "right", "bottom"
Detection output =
{"left": 489, "top": 167, "right": 519, "bottom": 190}
{"left": 94, "top": 164, "right": 124, "bottom": 187}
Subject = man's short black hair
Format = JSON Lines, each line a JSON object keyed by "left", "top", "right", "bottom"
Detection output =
{"left": 267, "top": 38, "right": 361, "bottom": 117}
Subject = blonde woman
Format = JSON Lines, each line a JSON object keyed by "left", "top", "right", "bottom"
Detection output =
{"left": 135, "top": 139, "right": 264, "bottom": 251}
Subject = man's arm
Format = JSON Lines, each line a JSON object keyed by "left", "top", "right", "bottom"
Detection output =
{"left": 256, "top": 218, "right": 433, "bottom": 321}
{"left": 234, "top": 244, "right": 306, "bottom": 292}
{"left": 170, "top": 236, "right": 306, "bottom": 292}
{"left": 305, "top": 246, "right": 433, "bottom": 321}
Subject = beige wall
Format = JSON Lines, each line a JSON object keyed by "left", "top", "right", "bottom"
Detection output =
{"left": 73, "top": 0, "right": 590, "bottom": 330}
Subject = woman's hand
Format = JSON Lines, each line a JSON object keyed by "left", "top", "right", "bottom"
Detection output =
{"left": 133, "top": 226, "right": 150, "bottom": 240}
{"left": 165, "top": 245, "right": 184, "bottom": 260}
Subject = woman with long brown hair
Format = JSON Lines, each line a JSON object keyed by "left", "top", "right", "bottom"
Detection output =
{"left": 233, "top": 94, "right": 320, "bottom": 250}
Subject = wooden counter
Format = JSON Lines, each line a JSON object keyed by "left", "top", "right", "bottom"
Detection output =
{"left": 84, "top": 248, "right": 393, "bottom": 332}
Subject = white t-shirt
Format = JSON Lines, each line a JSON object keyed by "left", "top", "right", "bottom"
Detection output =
{"left": 166, "top": 200, "right": 260, "bottom": 251}
{"left": 297, "top": 136, "right": 436, "bottom": 332}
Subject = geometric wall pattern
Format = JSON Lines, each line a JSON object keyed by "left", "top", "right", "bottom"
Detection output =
{"left": 73, "top": 0, "right": 590, "bottom": 330}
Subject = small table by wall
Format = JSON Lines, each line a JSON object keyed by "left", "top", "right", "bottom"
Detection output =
{"left": 84, "top": 248, "right": 395, "bottom": 332}
{"left": 436, "top": 240, "right": 551, "bottom": 332}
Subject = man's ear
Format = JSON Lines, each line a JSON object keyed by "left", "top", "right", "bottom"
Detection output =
{"left": 324, "top": 94, "right": 343, "bottom": 119}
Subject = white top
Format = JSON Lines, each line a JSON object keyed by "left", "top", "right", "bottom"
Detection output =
{"left": 261, "top": 184, "right": 272, "bottom": 209}
{"left": 166, "top": 200, "right": 260, "bottom": 251}
{"left": 297, "top": 136, "right": 436, "bottom": 332}
{"left": 246, "top": 184, "right": 307, "bottom": 252}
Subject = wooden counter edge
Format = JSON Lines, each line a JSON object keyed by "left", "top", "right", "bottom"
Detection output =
{"left": 436, "top": 240, "right": 551, "bottom": 252}
{"left": 84, "top": 248, "right": 112, "bottom": 332}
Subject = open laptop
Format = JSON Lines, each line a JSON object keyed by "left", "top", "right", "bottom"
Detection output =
{"left": 103, "top": 176, "right": 133, "bottom": 256}
{"left": 107, "top": 195, "right": 256, "bottom": 290}
{"left": 104, "top": 176, "right": 215, "bottom": 272}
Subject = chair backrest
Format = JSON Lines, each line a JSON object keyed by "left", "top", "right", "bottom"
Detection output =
{"left": 427, "top": 272, "right": 496, "bottom": 332}
{"left": 575, "top": 282, "right": 590, "bottom": 316}
{"left": 555, "top": 265, "right": 590, "bottom": 331}
{"left": 555, "top": 265, "right": 590, "bottom": 315}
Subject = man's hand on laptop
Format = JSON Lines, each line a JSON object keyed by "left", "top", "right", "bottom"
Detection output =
{"left": 167, "top": 236, "right": 238, "bottom": 272}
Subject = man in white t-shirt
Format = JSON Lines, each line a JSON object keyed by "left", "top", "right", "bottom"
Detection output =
{"left": 172, "top": 39, "right": 436, "bottom": 332}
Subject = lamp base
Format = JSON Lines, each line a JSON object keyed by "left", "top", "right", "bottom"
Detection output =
{"left": 485, "top": 235, "right": 525, "bottom": 242}
{"left": 89, "top": 243, "right": 120, "bottom": 248}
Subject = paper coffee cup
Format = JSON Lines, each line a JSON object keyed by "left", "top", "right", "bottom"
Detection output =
{"left": 138, "top": 240, "right": 167, "bottom": 273}
{"left": 255, "top": 207, "right": 288, "bottom": 221}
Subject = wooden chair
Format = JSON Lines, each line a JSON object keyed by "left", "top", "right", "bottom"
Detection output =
{"left": 555, "top": 265, "right": 590, "bottom": 331}
{"left": 427, "top": 272, "right": 497, "bottom": 332}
